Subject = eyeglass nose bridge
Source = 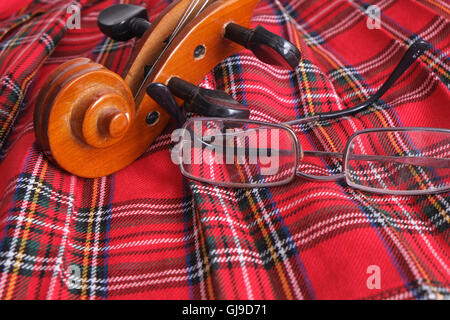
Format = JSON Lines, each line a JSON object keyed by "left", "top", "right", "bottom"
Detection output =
{"left": 295, "top": 170, "right": 346, "bottom": 181}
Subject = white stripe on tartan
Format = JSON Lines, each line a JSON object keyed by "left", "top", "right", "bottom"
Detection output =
{"left": 0, "top": 35, "right": 29, "bottom": 54}
{"left": 0, "top": 251, "right": 262, "bottom": 291}
{"left": 349, "top": 0, "right": 450, "bottom": 75}
{"left": 71, "top": 228, "right": 198, "bottom": 252}
{"left": 1, "top": 122, "right": 34, "bottom": 159}
{"left": 10, "top": 176, "right": 73, "bottom": 205}
{"left": 350, "top": 190, "right": 433, "bottom": 294}
{"left": 0, "top": 213, "right": 441, "bottom": 289}
{"left": 190, "top": 198, "right": 207, "bottom": 299}
{"left": 345, "top": 104, "right": 450, "bottom": 282}
{"left": 0, "top": 5, "right": 67, "bottom": 150}
{"left": 200, "top": 139, "right": 254, "bottom": 298}
{"left": 393, "top": 199, "right": 450, "bottom": 277}
{"left": 265, "top": 1, "right": 450, "bottom": 298}
{"left": 0, "top": 153, "right": 43, "bottom": 298}
{"left": 0, "top": 251, "right": 58, "bottom": 264}
{"left": 249, "top": 187, "right": 305, "bottom": 299}
{"left": 306, "top": 0, "right": 343, "bottom": 24}
{"left": 192, "top": 185, "right": 250, "bottom": 205}
{"left": 373, "top": 143, "right": 450, "bottom": 277}
{"left": 6, "top": 214, "right": 67, "bottom": 233}
{"left": 274, "top": 1, "right": 373, "bottom": 109}
{"left": 90, "top": 176, "right": 106, "bottom": 299}
{"left": 434, "top": 0, "right": 450, "bottom": 9}
{"left": 0, "top": 76, "right": 22, "bottom": 98}
{"left": 343, "top": 44, "right": 401, "bottom": 76}
{"left": 314, "top": 0, "right": 393, "bottom": 42}
{"left": 74, "top": 200, "right": 193, "bottom": 221}
{"left": 0, "top": 5, "right": 67, "bottom": 78}
{"left": 212, "top": 185, "right": 255, "bottom": 299}
{"left": 59, "top": 33, "right": 104, "bottom": 43}
{"left": 46, "top": 175, "right": 76, "bottom": 299}
{"left": 206, "top": 211, "right": 434, "bottom": 264}
{"left": 146, "top": 133, "right": 173, "bottom": 152}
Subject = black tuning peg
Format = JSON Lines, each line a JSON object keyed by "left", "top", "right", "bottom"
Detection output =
{"left": 167, "top": 77, "right": 250, "bottom": 120}
{"left": 224, "top": 23, "right": 301, "bottom": 70}
{"left": 98, "top": 4, "right": 151, "bottom": 41}
{"left": 146, "top": 78, "right": 250, "bottom": 126}
{"left": 146, "top": 83, "right": 186, "bottom": 127}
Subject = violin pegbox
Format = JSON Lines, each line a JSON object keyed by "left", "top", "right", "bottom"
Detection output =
{"left": 33, "top": 0, "right": 301, "bottom": 178}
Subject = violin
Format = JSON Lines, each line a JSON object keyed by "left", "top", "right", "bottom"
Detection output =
{"left": 33, "top": 0, "right": 300, "bottom": 178}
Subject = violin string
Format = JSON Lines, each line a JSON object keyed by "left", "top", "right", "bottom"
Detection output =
{"left": 196, "top": 0, "right": 215, "bottom": 16}
{"left": 134, "top": 0, "right": 214, "bottom": 99}
{"left": 170, "top": 0, "right": 202, "bottom": 41}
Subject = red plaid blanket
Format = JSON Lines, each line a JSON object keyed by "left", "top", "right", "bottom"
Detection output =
{"left": 0, "top": 0, "right": 448, "bottom": 300}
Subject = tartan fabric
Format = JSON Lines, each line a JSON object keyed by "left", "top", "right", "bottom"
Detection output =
{"left": 0, "top": 0, "right": 448, "bottom": 300}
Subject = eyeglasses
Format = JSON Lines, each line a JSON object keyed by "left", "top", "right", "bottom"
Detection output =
{"left": 175, "top": 119, "right": 450, "bottom": 195}
{"left": 168, "top": 39, "right": 449, "bottom": 194}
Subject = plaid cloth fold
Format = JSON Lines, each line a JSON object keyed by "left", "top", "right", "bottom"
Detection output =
{"left": 0, "top": 0, "right": 448, "bottom": 299}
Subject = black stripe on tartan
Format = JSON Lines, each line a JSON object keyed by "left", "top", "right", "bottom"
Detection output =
{"left": 0, "top": 13, "right": 34, "bottom": 40}
{"left": 190, "top": 188, "right": 276, "bottom": 297}
{"left": 91, "top": 39, "right": 127, "bottom": 56}
{"left": 344, "top": 189, "right": 433, "bottom": 295}
{"left": 232, "top": 185, "right": 314, "bottom": 299}
{"left": 0, "top": 158, "right": 65, "bottom": 296}
{"left": 0, "top": 75, "right": 21, "bottom": 125}
{"left": 277, "top": 0, "right": 324, "bottom": 47}
{"left": 205, "top": 49, "right": 306, "bottom": 296}
{"left": 415, "top": 194, "right": 450, "bottom": 233}
{"left": 409, "top": 33, "right": 450, "bottom": 88}
{"left": 67, "top": 177, "right": 113, "bottom": 299}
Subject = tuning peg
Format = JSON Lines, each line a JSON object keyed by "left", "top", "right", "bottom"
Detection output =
{"left": 224, "top": 23, "right": 301, "bottom": 70}
{"left": 167, "top": 77, "right": 250, "bottom": 119}
{"left": 146, "top": 83, "right": 186, "bottom": 127}
{"left": 98, "top": 4, "right": 151, "bottom": 41}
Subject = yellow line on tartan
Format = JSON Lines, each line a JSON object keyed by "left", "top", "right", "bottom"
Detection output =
{"left": 234, "top": 163, "right": 294, "bottom": 299}
{"left": 294, "top": 25, "right": 445, "bottom": 296}
{"left": 372, "top": 111, "right": 450, "bottom": 224}
{"left": 291, "top": 24, "right": 316, "bottom": 116}
{"left": 297, "top": 26, "right": 449, "bottom": 225}
{"left": 422, "top": 55, "right": 450, "bottom": 80}
{"left": 0, "top": 42, "right": 59, "bottom": 142}
{"left": 367, "top": 115, "right": 446, "bottom": 298}
{"left": 222, "top": 50, "right": 295, "bottom": 297}
{"left": 291, "top": 25, "right": 340, "bottom": 155}
{"left": 195, "top": 207, "right": 215, "bottom": 299}
{"left": 99, "top": 37, "right": 115, "bottom": 66}
{"left": 425, "top": 0, "right": 450, "bottom": 14}
{"left": 310, "top": 46, "right": 367, "bottom": 103}
{"left": 0, "top": 12, "right": 46, "bottom": 140}
{"left": 299, "top": 59, "right": 316, "bottom": 115}
{"left": 242, "top": 189, "right": 294, "bottom": 300}
{"left": 4, "top": 161, "right": 48, "bottom": 300}
{"left": 80, "top": 178, "right": 99, "bottom": 300}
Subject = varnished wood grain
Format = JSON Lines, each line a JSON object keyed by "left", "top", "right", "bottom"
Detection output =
{"left": 34, "top": 0, "right": 259, "bottom": 177}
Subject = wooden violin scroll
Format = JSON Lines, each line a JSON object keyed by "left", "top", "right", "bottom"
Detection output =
{"left": 34, "top": 0, "right": 260, "bottom": 177}
{"left": 34, "top": 58, "right": 136, "bottom": 177}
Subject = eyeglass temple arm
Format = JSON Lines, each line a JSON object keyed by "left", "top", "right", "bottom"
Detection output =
{"left": 317, "top": 40, "right": 430, "bottom": 120}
